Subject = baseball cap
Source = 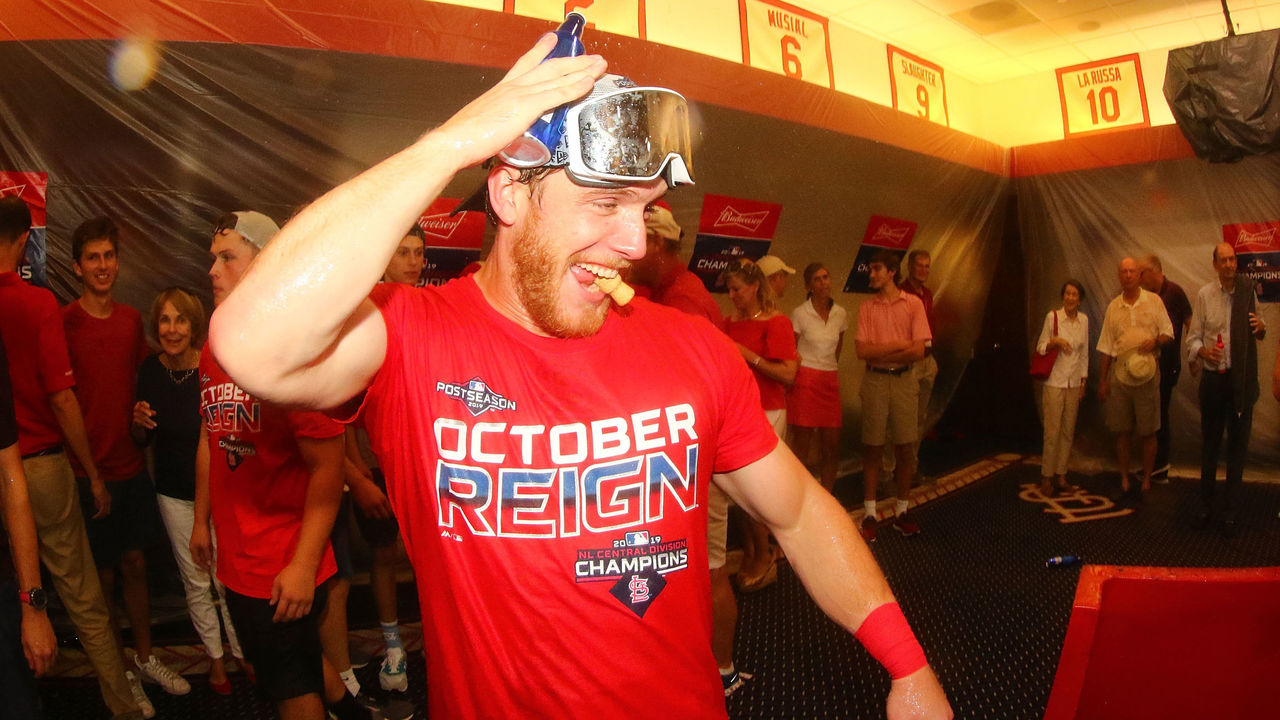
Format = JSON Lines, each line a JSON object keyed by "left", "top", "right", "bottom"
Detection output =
{"left": 645, "top": 205, "right": 681, "bottom": 242}
{"left": 225, "top": 211, "right": 280, "bottom": 249}
{"left": 757, "top": 255, "right": 795, "bottom": 277}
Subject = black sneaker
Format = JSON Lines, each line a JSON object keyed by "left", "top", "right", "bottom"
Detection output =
{"left": 893, "top": 512, "right": 921, "bottom": 537}
{"left": 860, "top": 515, "right": 877, "bottom": 543}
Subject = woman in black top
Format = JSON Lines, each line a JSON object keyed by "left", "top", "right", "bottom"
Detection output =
{"left": 132, "top": 288, "right": 242, "bottom": 693}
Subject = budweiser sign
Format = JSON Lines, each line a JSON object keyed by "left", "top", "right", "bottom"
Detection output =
{"left": 714, "top": 206, "right": 771, "bottom": 233}
{"left": 860, "top": 214, "right": 917, "bottom": 250}
{"left": 1223, "top": 220, "right": 1280, "bottom": 255}
{"left": 419, "top": 212, "right": 465, "bottom": 242}
{"left": 697, "top": 194, "right": 782, "bottom": 240}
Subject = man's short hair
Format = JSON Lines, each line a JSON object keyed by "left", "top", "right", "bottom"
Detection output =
{"left": 71, "top": 216, "right": 119, "bottom": 261}
{"left": 149, "top": 286, "right": 208, "bottom": 348}
{"left": 406, "top": 224, "right": 426, "bottom": 244}
{"left": 870, "top": 249, "right": 901, "bottom": 276}
{"left": 0, "top": 197, "right": 32, "bottom": 243}
{"left": 907, "top": 249, "right": 930, "bottom": 268}
{"left": 1143, "top": 254, "right": 1162, "bottom": 273}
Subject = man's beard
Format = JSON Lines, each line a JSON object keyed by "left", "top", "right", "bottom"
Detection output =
{"left": 511, "top": 211, "right": 610, "bottom": 339}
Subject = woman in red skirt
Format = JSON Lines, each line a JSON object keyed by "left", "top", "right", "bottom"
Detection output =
{"left": 787, "top": 263, "right": 849, "bottom": 492}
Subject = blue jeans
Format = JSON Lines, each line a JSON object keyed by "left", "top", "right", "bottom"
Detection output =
{"left": 0, "top": 578, "right": 42, "bottom": 719}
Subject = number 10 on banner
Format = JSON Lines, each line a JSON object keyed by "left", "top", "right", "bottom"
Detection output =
{"left": 887, "top": 46, "right": 948, "bottom": 127}
{"left": 1055, "top": 54, "right": 1149, "bottom": 137}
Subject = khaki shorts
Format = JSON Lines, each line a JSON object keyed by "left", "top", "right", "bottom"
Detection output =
{"left": 707, "top": 409, "right": 785, "bottom": 569}
{"left": 1105, "top": 366, "right": 1160, "bottom": 436}
{"left": 861, "top": 366, "right": 918, "bottom": 447}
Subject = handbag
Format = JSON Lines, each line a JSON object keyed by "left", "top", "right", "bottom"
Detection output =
{"left": 1029, "top": 311, "right": 1059, "bottom": 380}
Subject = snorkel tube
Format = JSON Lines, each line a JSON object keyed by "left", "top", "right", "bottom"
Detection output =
{"left": 498, "top": 13, "right": 587, "bottom": 168}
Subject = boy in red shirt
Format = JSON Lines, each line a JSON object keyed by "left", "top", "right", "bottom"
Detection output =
{"left": 63, "top": 218, "right": 188, "bottom": 708}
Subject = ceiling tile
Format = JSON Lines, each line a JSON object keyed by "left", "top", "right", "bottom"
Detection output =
{"left": 1132, "top": 18, "right": 1207, "bottom": 49}
{"left": 961, "top": 57, "right": 1032, "bottom": 83}
{"left": 1046, "top": 6, "right": 1126, "bottom": 37}
{"left": 1070, "top": 30, "right": 1144, "bottom": 59}
{"left": 1260, "top": 3, "right": 1280, "bottom": 26}
{"left": 985, "top": 21, "right": 1065, "bottom": 52}
{"left": 1193, "top": 12, "right": 1235, "bottom": 39}
{"left": 947, "top": 1, "right": 1041, "bottom": 34}
{"left": 915, "top": 0, "right": 988, "bottom": 13}
{"left": 837, "top": 0, "right": 943, "bottom": 33}
{"left": 1019, "top": 0, "right": 1112, "bottom": 22}
{"left": 883, "top": 17, "right": 980, "bottom": 51}
{"left": 1109, "top": 0, "right": 1196, "bottom": 28}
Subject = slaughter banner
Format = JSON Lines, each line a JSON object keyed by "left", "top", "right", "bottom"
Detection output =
{"left": 1224, "top": 220, "right": 1280, "bottom": 302}
{"left": 0, "top": 171, "right": 48, "bottom": 287}
{"left": 417, "top": 198, "right": 485, "bottom": 286}
{"left": 843, "top": 214, "right": 917, "bottom": 293}
{"left": 689, "top": 193, "right": 783, "bottom": 292}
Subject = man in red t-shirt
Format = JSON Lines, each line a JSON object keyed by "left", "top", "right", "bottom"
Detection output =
{"left": 0, "top": 198, "right": 143, "bottom": 718}
{"left": 207, "top": 48, "right": 952, "bottom": 720}
{"left": 191, "top": 211, "right": 375, "bottom": 720}
{"left": 63, "top": 217, "right": 188, "bottom": 703}
{"left": 630, "top": 203, "right": 725, "bottom": 331}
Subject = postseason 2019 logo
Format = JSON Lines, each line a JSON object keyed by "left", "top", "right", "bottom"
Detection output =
{"left": 575, "top": 531, "right": 689, "bottom": 617}
{"left": 436, "top": 377, "right": 516, "bottom": 417}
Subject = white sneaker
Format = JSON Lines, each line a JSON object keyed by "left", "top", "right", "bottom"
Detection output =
{"left": 126, "top": 670, "right": 156, "bottom": 719}
{"left": 136, "top": 653, "right": 192, "bottom": 695}
{"left": 379, "top": 646, "right": 408, "bottom": 692}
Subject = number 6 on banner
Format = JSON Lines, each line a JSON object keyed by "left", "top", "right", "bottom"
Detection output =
{"left": 740, "top": 0, "right": 834, "bottom": 89}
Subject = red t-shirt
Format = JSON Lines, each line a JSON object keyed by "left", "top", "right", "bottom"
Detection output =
{"left": 0, "top": 273, "right": 75, "bottom": 456}
{"left": 62, "top": 301, "right": 149, "bottom": 481}
{"left": 200, "top": 347, "right": 340, "bottom": 599}
{"left": 354, "top": 278, "right": 777, "bottom": 720}
{"left": 725, "top": 314, "right": 798, "bottom": 411}
{"left": 652, "top": 268, "right": 726, "bottom": 332}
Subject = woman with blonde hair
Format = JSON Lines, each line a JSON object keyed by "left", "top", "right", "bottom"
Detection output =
{"left": 132, "top": 287, "right": 244, "bottom": 693}
{"left": 719, "top": 258, "right": 798, "bottom": 591}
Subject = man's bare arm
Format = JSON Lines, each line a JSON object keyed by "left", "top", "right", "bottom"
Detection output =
{"left": 716, "top": 444, "right": 951, "bottom": 718}
{"left": 1, "top": 443, "right": 57, "bottom": 676}
{"left": 855, "top": 339, "right": 913, "bottom": 363}
{"left": 271, "top": 434, "right": 345, "bottom": 622}
{"left": 210, "top": 38, "right": 607, "bottom": 408}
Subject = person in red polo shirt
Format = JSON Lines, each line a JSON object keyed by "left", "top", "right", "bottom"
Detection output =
{"left": 0, "top": 197, "right": 143, "bottom": 718}
{"left": 62, "top": 217, "right": 189, "bottom": 704}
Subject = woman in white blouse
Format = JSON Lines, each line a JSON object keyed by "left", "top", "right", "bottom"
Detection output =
{"left": 787, "top": 263, "right": 849, "bottom": 492}
{"left": 1037, "top": 279, "right": 1089, "bottom": 496}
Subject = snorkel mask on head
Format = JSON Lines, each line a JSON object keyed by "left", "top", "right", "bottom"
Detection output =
{"left": 497, "top": 15, "right": 694, "bottom": 189}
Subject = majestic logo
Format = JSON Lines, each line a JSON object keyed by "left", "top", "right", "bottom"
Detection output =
{"left": 576, "top": 532, "right": 688, "bottom": 617}
{"left": 714, "top": 206, "right": 770, "bottom": 233}
{"left": 1236, "top": 226, "right": 1278, "bottom": 252}
{"left": 436, "top": 377, "right": 516, "bottom": 416}
{"left": 870, "top": 223, "right": 914, "bottom": 245}
{"left": 418, "top": 213, "right": 465, "bottom": 242}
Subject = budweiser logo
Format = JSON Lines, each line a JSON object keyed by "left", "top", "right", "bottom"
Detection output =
{"left": 715, "top": 206, "right": 770, "bottom": 233}
{"left": 870, "top": 223, "right": 913, "bottom": 244}
{"left": 419, "top": 213, "right": 464, "bottom": 240}
{"left": 0, "top": 184, "right": 27, "bottom": 198}
{"left": 1235, "top": 226, "right": 1278, "bottom": 252}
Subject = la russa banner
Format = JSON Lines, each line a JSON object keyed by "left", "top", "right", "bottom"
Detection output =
{"left": 689, "top": 194, "right": 784, "bottom": 292}
{"left": 844, "top": 214, "right": 917, "bottom": 294}
{"left": 0, "top": 171, "right": 48, "bottom": 287}
{"left": 416, "top": 198, "right": 484, "bottom": 287}
{"left": 1225, "top": 220, "right": 1280, "bottom": 303}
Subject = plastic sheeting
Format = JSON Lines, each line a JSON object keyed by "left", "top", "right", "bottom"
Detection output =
{"left": 1018, "top": 152, "right": 1280, "bottom": 470}
{"left": 1165, "top": 28, "right": 1280, "bottom": 163}
{"left": 0, "top": 34, "right": 1006, "bottom": 466}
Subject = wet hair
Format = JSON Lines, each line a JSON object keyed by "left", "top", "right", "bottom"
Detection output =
{"left": 482, "top": 163, "right": 556, "bottom": 226}
{"left": 0, "top": 197, "right": 31, "bottom": 243}
{"left": 1061, "top": 279, "right": 1085, "bottom": 302}
{"left": 718, "top": 258, "right": 776, "bottom": 313}
{"left": 149, "top": 287, "right": 207, "bottom": 348}
{"left": 71, "top": 216, "right": 118, "bottom": 262}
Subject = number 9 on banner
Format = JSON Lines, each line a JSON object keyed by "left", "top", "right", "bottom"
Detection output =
{"left": 888, "top": 45, "right": 948, "bottom": 127}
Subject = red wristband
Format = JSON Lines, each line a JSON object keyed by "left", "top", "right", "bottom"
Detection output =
{"left": 854, "top": 602, "right": 927, "bottom": 679}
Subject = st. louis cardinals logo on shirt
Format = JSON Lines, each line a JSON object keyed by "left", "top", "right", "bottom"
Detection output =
{"left": 576, "top": 531, "right": 688, "bottom": 617}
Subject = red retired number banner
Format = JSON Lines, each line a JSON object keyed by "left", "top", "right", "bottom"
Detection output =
{"left": 0, "top": 171, "right": 48, "bottom": 287}
{"left": 689, "top": 194, "right": 784, "bottom": 292}
{"left": 1224, "top": 220, "right": 1280, "bottom": 303}
{"left": 416, "top": 198, "right": 485, "bottom": 287}
{"left": 843, "top": 214, "right": 917, "bottom": 294}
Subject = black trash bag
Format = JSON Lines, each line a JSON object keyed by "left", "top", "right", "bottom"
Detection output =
{"left": 1164, "top": 28, "right": 1280, "bottom": 162}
